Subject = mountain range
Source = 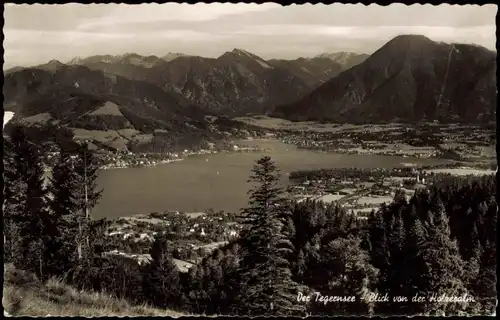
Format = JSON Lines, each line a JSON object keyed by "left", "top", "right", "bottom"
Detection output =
{"left": 3, "top": 35, "right": 496, "bottom": 153}
{"left": 61, "top": 49, "right": 366, "bottom": 116}
{"left": 3, "top": 49, "right": 367, "bottom": 152}
{"left": 3, "top": 64, "right": 262, "bottom": 152}
{"left": 273, "top": 35, "right": 496, "bottom": 123}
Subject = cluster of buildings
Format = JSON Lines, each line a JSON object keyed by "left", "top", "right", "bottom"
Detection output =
{"left": 289, "top": 171, "right": 428, "bottom": 219}
{"left": 98, "top": 148, "right": 217, "bottom": 170}
{"left": 103, "top": 211, "right": 241, "bottom": 271}
{"left": 277, "top": 131, "right": 441, "bottom": 158}
{"left": 97, "top": 142, "right": 265, "bottom": 170}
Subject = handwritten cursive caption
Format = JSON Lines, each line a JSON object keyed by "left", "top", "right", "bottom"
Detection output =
{"left": 297, "top": 292, "right": 475, "bottom": 306}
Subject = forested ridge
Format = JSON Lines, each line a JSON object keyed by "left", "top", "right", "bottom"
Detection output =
{"left": 3, "top": 126, "right": 497, "bottom": 316}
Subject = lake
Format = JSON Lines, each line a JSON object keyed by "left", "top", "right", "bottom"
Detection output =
{"left": 92, "top": 139, "right": 449, "bottom": 219}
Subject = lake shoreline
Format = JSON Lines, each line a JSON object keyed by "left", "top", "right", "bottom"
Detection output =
{"left": 92, "top": 139, "right": 460, "bottom": 219}
{"left": 98, "top": 143, "right": 269, "bottom": 171}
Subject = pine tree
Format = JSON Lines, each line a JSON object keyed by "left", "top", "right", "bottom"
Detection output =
{"left": 393, "top": 189, "right": 407, "bottom": 206}
{"left": 219, "top": 245, "right": 241, "bottom": 315}
{"left": 421, "top": 204, "right": 470, "bottom": 315}
{"left": 471, "top": 240, "right": 497, "bottom": 315}
{"left": 367, "top": 210, "right": 390, "bottom": 302}
{"left": 142, "top": 233, "right": 182, "bottom": 309}
{"left": 401, "top": 213, "right": 429, "bottom": 315}
{"left": 462, "top": 222, "right": 483, "bottom": 290}
{"left": 235, "top": 156, "right": 306, "bottom": 316}
{"left": 311, "top": 236, "right": 378, "bottom": 316}
{"left": 49, "top": 150, "right": 79, "bottom": 220}
{"left": 6, "top": 126, "right": 54, "bottom": 279}
{"left": 3, "top": 139, "right": 28, "bottom": 263}
{"left": 303, "top": 234, "right": 323, "bottom": 290}
{"left": 47, "top": 148, "right": 80, "bottom": 276}
{"left": 186, "top": 265, "right": 207, "bottom": 314}
{"left": 72, "top": 142, "right": 103, "bottom": 260}
{"left": 207, "top": 265, "right": 224, "bottom": 314}
{"left": 100, "top": 255, "right": 144, "bottom": 304}
{"left": 294, "top": 249, "right": 307, "bottom": 282}
{"left": 282, "top": 216, "right": 297, "bottom": 266}
{"left": 384, "top": 211, "right": 406, "bottom": 315}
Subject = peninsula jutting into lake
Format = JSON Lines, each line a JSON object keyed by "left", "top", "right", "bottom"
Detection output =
{"left": 3, "top": 3, "right": 497, "bottom": 318}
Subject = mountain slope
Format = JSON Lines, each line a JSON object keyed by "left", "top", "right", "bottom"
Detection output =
{"left": 267, "top": 57, "right": 344, "bottom": 88}
{"left": 268, "top": 52, "right": 368, "bottom": 88}
{"left": 161, "top": 52, "right": 187, "bottom": 62}
{"left": 140, "top": 49, "right": 314, "bottom": 116}
{"left": 4, "top": 66, "right": 26, "bottom": 75}
{"left": 3, "top": 264, "right": 184, "bottom": 317}
{"left": 66, "top": 54, "right": 165, "bottom": 83}
{"left": 5, "top": 59, "right": 68, "bottom": 76}
{"left": 67, "top": 50, "right": 323, "bottom": 116}
{"left": 3, "top": 65, "right": 261, "bottom": 152}
{"left": 68, "top": 53, "right": 165, "bottom": 68}
{"left": 273, "top": 35, "right": 496, "bottom": 123}
{"left": 315, "top": 52, "right": 370, "bottom": 70}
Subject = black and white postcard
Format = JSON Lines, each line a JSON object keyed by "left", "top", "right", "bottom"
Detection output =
{"left": 2, "top": 3, "right": 497, "bottom": 317}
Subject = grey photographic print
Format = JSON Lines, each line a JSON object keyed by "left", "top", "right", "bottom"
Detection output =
{"left": 2, "top": 2, "right": 497, "bottom": 317}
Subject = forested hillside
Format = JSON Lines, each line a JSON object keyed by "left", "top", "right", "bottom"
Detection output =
{"left": 3, "top": 126, "right": 497, "bottom": 316}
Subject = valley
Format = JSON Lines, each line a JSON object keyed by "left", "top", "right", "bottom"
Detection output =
{"left": 91, "top": 138, "right": 454, "bottom": 219}
{"left": 88, "top": 116, "right": 495, "bottom": 271}
{"left": 238, "top": 116, "right": 496, "bottom": 163}
{"left": 3, "top": 4, "right": 497, "bottom": 315}
{"left": 4, "top": 37, "right": 496, "bottom": 268}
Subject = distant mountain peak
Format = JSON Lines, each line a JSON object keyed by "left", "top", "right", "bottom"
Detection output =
{"left": 37, "top": 59, "right": 65, "bottom": 72}
{"left": 218, "top": 48, "right": 253, "bottom": 59}
{"left": 68, "top": 55, "right": 117, "bottom": 65}
{"left": 221, "top": 49, "right": 273, "bottom": 69}
{"left": 312, "top": 52, "right": 369, "bottom": 70}
{"left": 231, "top": 48, "right": 252, "bottom": 56}
{"left": 47, "top": 59, "right": 64, "bottom": 65}
{"left": 119, "top": 53, "right": 143, "bottom": 61}
{"left": 383, "top": 34, "right": 437, "bottom": 51}
{"left": 315, "top": 51, "right": 359, "bottom": 59}
{"left": 369, "top": 34, "right": 442, "bottom": 60}
{"left": 68, "top": 56, "right": 83, "bottom": 64}
{"left": 274, "top": 36, "right": 496, "bottom": 124}
{"left": 161, "top": 52, "right": 187, "bottom": 62}
{"left": 390, "top": 34, "right": 433, "bottom": 43}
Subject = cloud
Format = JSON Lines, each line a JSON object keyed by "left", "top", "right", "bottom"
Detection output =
{"left": 4, "top": 28, "right": 233, "bottom": 50}
{"left": 4, "top": 29, "right": 133, "bottom": 48}
{"left": 228, "top": 24, "right": 496, "bottom": 48}
{"left": 232, "top": 24, "right": 494, "bottom": 37}
{"left": 76, "top": 3, "right": 280, "bottom": 31}
{"left": 4, "top": 3, "right": 497, "bottom": 68}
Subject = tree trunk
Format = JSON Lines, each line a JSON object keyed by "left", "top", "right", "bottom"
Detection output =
{"left": 84, "top": 151, "right": 90, "bottom": 254}
{"left": 78, "top": 221, "right": 83, "bottom": 260}
{"left": 39, "top": 252, "right": 43, "bottom": 280}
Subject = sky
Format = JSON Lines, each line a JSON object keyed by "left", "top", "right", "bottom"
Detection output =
{"left": 3, "top": 3, "right": 497, "bottom": 69}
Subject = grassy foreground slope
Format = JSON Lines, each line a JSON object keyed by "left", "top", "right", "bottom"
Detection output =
{"left": 2, "top": 264, "right": 184, "bottom": 317}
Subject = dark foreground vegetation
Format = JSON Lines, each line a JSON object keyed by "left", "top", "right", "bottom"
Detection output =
{"left": 3, "top": 264, "right": 183, "bottom": 317}
{"left": 3, "top": 125, "right": 497, "bottom": 316}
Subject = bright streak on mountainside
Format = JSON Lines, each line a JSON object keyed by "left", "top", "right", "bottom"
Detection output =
{"left": 3, "top": 111, "right": 15, "bottom": 128}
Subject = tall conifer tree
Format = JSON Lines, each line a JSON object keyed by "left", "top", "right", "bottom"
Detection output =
{"left": 48, "top": 148, "right": 81, "bottom": 275}
{"left": 72, "top": 142, "right": 103, "bottom": 260}
{"left": 3, "top": 139, "right": 27, "bottom": 263}
{"left": 236, "top": 156, "right": 306, "bottom": 316}
{"left": 142, "top": 233, "right": 182, "bottom": 309}
{"left": 421, "top": 204, "right": 470, "bottom": 315}
{"left": 7, "top": 126, "right": 54, "bottom": 279}
{"left": 311, "top": 236, "right": 378, "bottom": 316}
